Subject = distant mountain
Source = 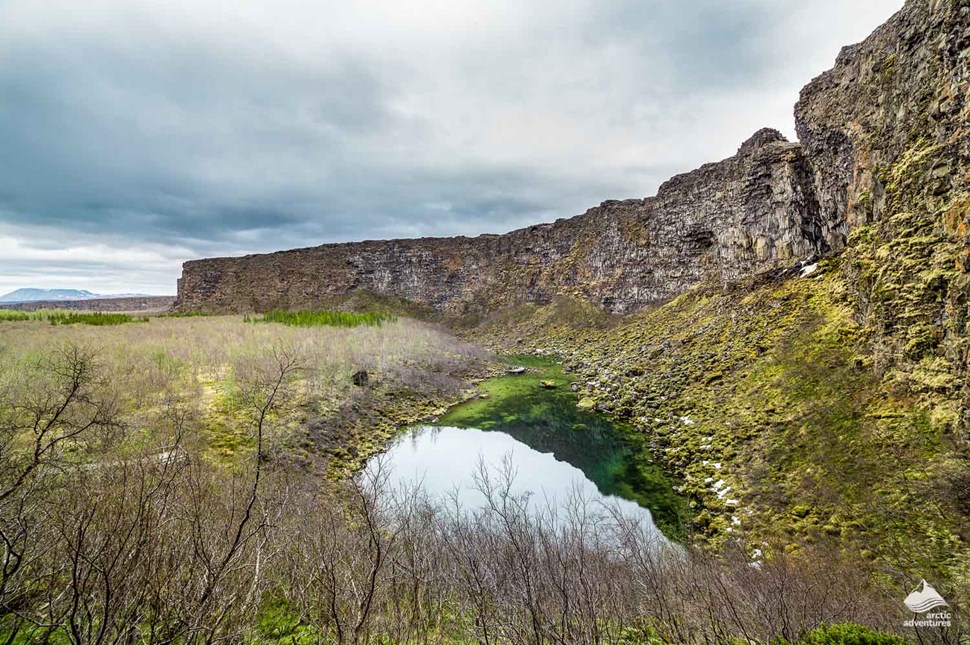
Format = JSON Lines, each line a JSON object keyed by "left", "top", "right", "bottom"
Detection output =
{"left": 0, "top": 288, "right": 99, "bottom": 303}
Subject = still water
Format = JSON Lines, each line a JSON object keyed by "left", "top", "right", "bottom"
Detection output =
{"left": 377, "top": 424, "right": 664, "bottom": 539}
{"left": 369, "top": 357, "right": 685, "bottom": 540}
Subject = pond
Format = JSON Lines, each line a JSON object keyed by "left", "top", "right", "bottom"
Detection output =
{"left": 372, "top": 356, "right": 686, "bottom": 540}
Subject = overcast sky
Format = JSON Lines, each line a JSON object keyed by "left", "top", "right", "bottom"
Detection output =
{"left": 0, "top": 0, "right": 903, "bottom": 295}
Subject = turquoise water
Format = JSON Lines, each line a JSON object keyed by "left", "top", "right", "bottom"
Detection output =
{"left": 371, "top": 356, "right": 685, "bottom": 539}
{"left": 376, "top": 424, "right": 665, "bottom": 539}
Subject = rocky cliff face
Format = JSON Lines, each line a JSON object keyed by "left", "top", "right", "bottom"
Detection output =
{"left": 473, "top": 0, "right": 970, "bottom": 596}
{"left": 795, "top": 0, "right": 968, "bottom": 422}
{"left": 796, "top": 0, "right": 968, "bottom": 238}
{"left": 177, "top": 0, "right": 967, "bottom": 326}
{"left": 176, "top": 128, "right": 827, "bottom": 315}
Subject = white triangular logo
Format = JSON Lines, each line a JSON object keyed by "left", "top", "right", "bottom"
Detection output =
{"left": 904, "top": 580, "right": 948, "bottom": 613}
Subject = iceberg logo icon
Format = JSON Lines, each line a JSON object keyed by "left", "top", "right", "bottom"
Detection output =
{"left": 904, "top": 580, "right": 948, "bottom": 613}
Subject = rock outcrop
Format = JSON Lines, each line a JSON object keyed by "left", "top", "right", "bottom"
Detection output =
{"left": 795, "top": 0, "right": 969, "bottom": 391}
{"left": 177, "top": 129, "right": 825, "bottom": 315}
{"left": 471, "top": 0, "right": 970, "bottom": 595}
{"left": 176, "top": 0, "right": 967, "bottom": 324}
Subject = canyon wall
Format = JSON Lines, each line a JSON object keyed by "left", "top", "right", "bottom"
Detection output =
{"left": 176, "top": 129, "right": 825, "bottom": 315}
{"left": 176, "top": 0, "right": 967, "bottom": 319}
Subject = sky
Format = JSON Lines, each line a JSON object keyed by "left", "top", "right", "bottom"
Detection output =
{"left": 0, "top": 0, "right": 904, "bottom": 296}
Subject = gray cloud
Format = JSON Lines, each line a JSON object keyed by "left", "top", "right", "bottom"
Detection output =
{"left": 0, "top": 0, "right": 903, "bottom": 294}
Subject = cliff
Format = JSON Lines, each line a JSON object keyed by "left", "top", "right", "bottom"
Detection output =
{"left": 476, "top": 0, "right": 970, "bottom": 601}
{"left": 176, "top": 127, "right": 827, "bottom": 315}
{"left": 176, "top": 1, "right": 967, "bottom": 325}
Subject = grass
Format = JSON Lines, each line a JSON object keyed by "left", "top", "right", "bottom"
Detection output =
{"left": 48, "top": 312, "right": 149, "bottom": 326}
{"left": 0, "top": 313, "right": 487, "bottom": 467}
{"left": 159, "top": 311, "right": 215, "bottom": 318}
{"left": 245, "top": 309, "right": 396, "bottom": 328}
{"left": 0, "top": 310, "right": 148, "bottom": 325}
{"left": 776, "top": 623, "right": 910, "bottom": 644}
{"left": 0, "top": 310, "right": 31, "bottom": 322}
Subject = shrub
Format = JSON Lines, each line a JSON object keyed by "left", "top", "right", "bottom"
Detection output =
{"left": 777, "top": 623, "right": 910, "bottom": 644}
{"left": 247, "top": 309, "right": 396, "bottom": 328}
{"left": 48, "top": 312, "right": 149, "bottom": 326}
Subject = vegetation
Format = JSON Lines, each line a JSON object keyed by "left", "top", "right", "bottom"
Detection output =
{"left": 48, "top": 311, "right": 149, "bottom": 325}
{"left": 480, "top": 267, "right": 967, "bottom": 611}
{"left": 247, "top": 308, "right": 397, "bottom": 328}
{"left": 779, "top": 623, "right": 910, "bottom": 644}
{"left": 0, "top": 309, "right": 148, "bottom": 325}
{"left": 159, "top": 310, "right": 216, "bottom": 318}
{"left": 0, "top": 314, "right": 936, "bottom": 642}
{"left": 0, "top": 310, "right": 30, "bottom": 322}
{"left": 0, "top": 348, "right": 914, "bottom": 643}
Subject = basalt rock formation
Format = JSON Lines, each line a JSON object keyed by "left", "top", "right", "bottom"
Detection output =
{"left": 176, "top": 132, "right": 828, "bottom": 315}
{"left": 177, "top": 0, "right": 967, "bottom": 323}
{"left": 478, "top": 0, "right": 969, "bottom": 600}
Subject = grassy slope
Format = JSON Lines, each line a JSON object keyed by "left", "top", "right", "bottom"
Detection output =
{"left": 470, "top": 101, "right": 970, "bottom": 604}
{"left": 476, "top": 255, "right": 967, "bottom": 605}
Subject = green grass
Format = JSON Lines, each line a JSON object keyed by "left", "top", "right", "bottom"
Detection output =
{"left": 0, "top": 310, "right": 148, "bottom": 325}
{"left": 775, "top": 623, "right": 910, "bottom": 645}
{"left": 246, "top": 309, "right": 396, "bottom": 328}
{"left": 0, "top": 310, "right": 31, "bottom": 322}
{"left": 160, "top": 311, "right": 214, "bottom": 318}
{"left": 48, "top": 312, "right": 148, "bottom": 326}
